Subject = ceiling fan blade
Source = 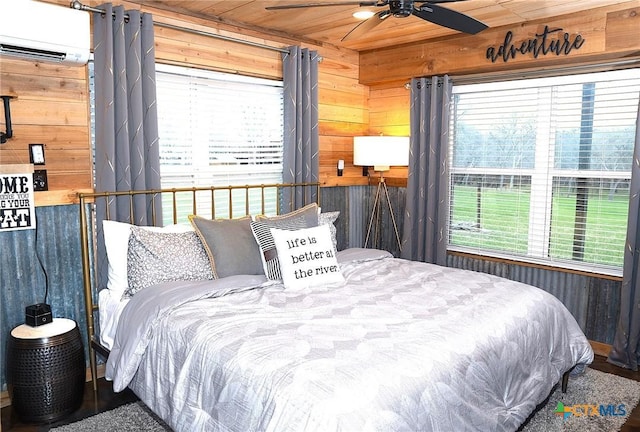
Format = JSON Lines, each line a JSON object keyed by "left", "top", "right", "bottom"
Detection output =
{"left": 342, "top": 10, "right": 390, "bottom": 41}
{"left": 419, "top": 0, "right": 469, "bottom": 3}
{"left": 412, "top": 2, "right": 487, "bottom": 34}
{"left": 266, "top": 2, "right": 379, "bottom": 11}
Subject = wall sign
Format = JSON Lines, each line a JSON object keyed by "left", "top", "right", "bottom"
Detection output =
{"left": 0, "top": 164, "right": 35, "bottom": 231}
{"left": 486, "top": 26, "right": 585, "bottom": 63}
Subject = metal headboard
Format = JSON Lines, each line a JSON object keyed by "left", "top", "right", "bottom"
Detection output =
{"left": 78, "top": 182, "right": 320, "bottom": 391}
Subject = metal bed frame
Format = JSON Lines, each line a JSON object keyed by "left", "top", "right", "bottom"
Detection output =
{"left": 78, "top": 182, "right": 320, "bottom": 391}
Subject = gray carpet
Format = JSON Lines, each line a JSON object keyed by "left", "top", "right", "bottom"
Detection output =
{"left": 52, "top": 368, "right": 639, "bottom": 432}
{"left": 520, "top": 368, "right": 640, "bottom": 432}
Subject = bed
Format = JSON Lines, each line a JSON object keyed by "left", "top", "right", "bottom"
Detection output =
{"left": 78, "top": 183, "right": 594, "bottom": 432}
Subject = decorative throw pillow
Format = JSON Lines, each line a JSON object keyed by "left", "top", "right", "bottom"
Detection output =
{"left": 189, "top": 215, "right": 263, "bottom": 278}
{"left": 125, "top": 226, "right": 213, "bottom": 297}
{"left": 318, "top": 211, "right": 340, "bottom": 251}
{"left": 103, "top": 220, "right": 193, "bottom": 296}
{"left": 270, "top": 224, "right": 345, "bottom": 290}
{"left": 250, "top": 204, "right": 319, "bottom": 280}
{"left": 254, "top": 202, "right": 319, "bottom": 223}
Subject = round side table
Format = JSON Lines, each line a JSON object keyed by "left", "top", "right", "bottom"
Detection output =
{"left": 7, "top": 318, "right": 85, "bottom": 423}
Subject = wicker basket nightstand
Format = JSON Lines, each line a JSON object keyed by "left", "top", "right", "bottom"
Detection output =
{"left": 7, "top": 318, "right": 85, "bottom": 423}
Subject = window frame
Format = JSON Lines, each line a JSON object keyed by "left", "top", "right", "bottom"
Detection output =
{"left": 447, "top": 68, "right": 640, "bottom": 277}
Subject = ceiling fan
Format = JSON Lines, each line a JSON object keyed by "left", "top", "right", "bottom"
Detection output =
{"left": 265, "top": 0, "right": 488, "bottom": 41}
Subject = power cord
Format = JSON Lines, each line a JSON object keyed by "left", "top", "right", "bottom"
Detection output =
{"left": 33, "top": 208, "right": 49, "bottom": 304}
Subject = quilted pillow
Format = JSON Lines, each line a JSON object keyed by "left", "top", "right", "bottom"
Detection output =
{"left": 270, "top": 224, "right": 344, "bottom": 289}
{"left": 318, "top": 211, "right": 340, "bottom": 251}
{"left": 189, "top": 215, "right": 263, "bottom": 278}
{"left": 250, "top": 203, "right": 319, "bottom": 280}
{"left": 125, "top": 226, "right": 213, "bottom": 297}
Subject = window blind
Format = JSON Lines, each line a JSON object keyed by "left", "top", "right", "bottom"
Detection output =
{"left": 156, "top": 64, "right": 284, "bottom": 222}
{"left": 449, "top": 68, "right": 640, "bottom": 275}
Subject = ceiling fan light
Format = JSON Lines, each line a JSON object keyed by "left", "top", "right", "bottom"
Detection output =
{"left": 353, "top": 9, "right": 375, "bottom": 20}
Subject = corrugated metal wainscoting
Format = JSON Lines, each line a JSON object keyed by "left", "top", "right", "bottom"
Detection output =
{"left": 1, "top": 204, "right": 88, "bottom": 393}
{"left": 320, "top": 185, "right": 406, "bottom": 257}
{"left": 0, "top": 188, "right": 620, "bottom": 392}
{"left": 446, "top": 254, "right": 621, "bottom": 345}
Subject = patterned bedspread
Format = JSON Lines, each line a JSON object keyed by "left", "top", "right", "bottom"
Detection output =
{"left": 106, "top": 248, "right": 594, "bottom": 432}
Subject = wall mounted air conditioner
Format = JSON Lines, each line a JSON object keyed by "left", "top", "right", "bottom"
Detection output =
{"left": 0, "top": 0, "right": 90, "bottom": 66}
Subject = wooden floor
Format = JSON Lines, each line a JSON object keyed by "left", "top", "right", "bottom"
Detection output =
{"left": 2, "top": 355, "right": 640, "bottom": 431}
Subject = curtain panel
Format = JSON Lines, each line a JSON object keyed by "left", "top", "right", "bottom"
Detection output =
{"left": 93, "top": 4, "right": 161, "bottom": 290}
{"left": 608, "top": 96, "right": 640, "bottom": 371}
{"left": 401, "top": 76, "right": 451, "bottom": 266}
{"left": 281, "top": 46, "right": 320, "bottom": 210}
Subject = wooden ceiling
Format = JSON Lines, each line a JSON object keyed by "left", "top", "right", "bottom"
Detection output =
{"left": 123, "top": 0, "right": 637, "bottom": 51}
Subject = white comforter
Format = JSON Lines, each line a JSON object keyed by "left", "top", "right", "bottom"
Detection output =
{"left": 106, "top": 248, "right": 594, "bottom": 432}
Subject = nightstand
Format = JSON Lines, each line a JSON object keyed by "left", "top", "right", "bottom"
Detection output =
{"left": 7, "top": 318, "right": 85, "bottom": 423}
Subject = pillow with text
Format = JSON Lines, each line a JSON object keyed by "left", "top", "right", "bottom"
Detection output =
{"left": 270, "top": 224, "right": 344, "bottom": 290}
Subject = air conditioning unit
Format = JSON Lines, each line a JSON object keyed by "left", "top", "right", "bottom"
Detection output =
{"left": 0, "top": 0, "right": 90, "bottom": 66}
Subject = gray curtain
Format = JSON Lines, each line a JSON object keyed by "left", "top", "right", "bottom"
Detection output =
{"left": 93, "top": 4, "right": 161, "bottom": 289}
{"left": 93, "top": 4, "right": 161, "bottom": 222}
{"left": 608, "top": 97, "right": 640, "bottom": 371}
{"left": 281, "top": 46, "right": 319, "bottom": 210}
{"left": 401, "top": 76, "right": 451, "bottom": 266}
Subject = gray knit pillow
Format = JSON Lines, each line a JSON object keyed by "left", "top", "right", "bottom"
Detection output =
{"left": 125, "top": 226, "right": 213, "bottom": 297}
{"left": 319, "top": 211, "right": 340, "bottom": 251}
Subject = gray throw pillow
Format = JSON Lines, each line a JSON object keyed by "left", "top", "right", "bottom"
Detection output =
{"left": 189, "top": 215, "right": 263, "bottom": 278}
{"left": 125, "top": 226, "right": 213, "bottom": 297}
{"left": 251, "top": 203, "right": 319, "bottom": 280}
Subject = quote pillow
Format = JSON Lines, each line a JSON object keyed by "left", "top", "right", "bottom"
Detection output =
{"left": 250, "top": 204, "right": 319, "bottom": 280}
{"left": 270, "top": 224, "right": 345, "bottom": 290}
{"left": 125, "top": 226, "right": 213, "bottom": 297}
{"left": 189, "top": 215, "right": 263, "bottom": 278}
{"left": 102, "top": 220, "right": 193, "bottom": 296}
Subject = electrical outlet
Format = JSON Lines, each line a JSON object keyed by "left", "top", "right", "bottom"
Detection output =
{"left": 33, "top": 170, "right": 48, "bottom": 191}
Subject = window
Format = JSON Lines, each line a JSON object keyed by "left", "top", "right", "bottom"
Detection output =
{"left": 156, "top": 64, "right": 284, "bottom": 189}
{"left": 90, "top": 62, "right": 285, "bottom": 223}
{"left": 449, "top": 69, "right": 640, "bottom": 275}
{"left": 156, "top": 64, "right": 284, "bottom": 222}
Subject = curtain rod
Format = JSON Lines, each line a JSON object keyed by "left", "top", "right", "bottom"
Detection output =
{"left": 69, "top": 1, "right": 290, "bottom": 54}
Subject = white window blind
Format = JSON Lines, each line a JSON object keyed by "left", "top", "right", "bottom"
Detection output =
{"left": 156, "top": 64, "right": 284, "bottom": 222}
{"left": 449, "top": 68, "right": 640, "bottom": 275}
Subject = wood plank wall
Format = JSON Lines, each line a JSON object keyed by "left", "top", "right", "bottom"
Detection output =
{"left": 0, "top": 59, "right": 92, "bottom": 205}
{"left": 0, "top": 0, "right": 371, "bottom": 207}
{"left": 365, "top": 1, "right": 640, "bottom": 187}
{"left": 1, "top": 1, "right": 638, "bottom": 200}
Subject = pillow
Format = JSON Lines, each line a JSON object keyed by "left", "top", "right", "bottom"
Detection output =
{"left": 250, "top": 204, "right": 319, "bottom": 280}
{"left": 102, "top": 220, "right": 193, "bottom": 295}
{"left": 125, "top": 226, "right": 213, "bottom": 297}
{"left": 318, "top": 211, "right": 340, "bottom": 251}
{"left": 270, "top": 224, "right": 344, "bottom": 289}
{"left": 254, "top": 202, "right": 319, "bottom": 223}
{"left": 189, "top": 215, "right": 263, "bottom": 278}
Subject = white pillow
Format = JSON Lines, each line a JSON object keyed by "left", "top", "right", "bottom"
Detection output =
{"left": 270, "top": 224, "right": 345, "bottom": 290}
{"left": 102, "top": 220, "right": 193, "bottom": 295}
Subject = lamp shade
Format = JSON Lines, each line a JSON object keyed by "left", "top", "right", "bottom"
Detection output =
{"left": 353, "top": 136, "right": 410, "bottom": 171}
